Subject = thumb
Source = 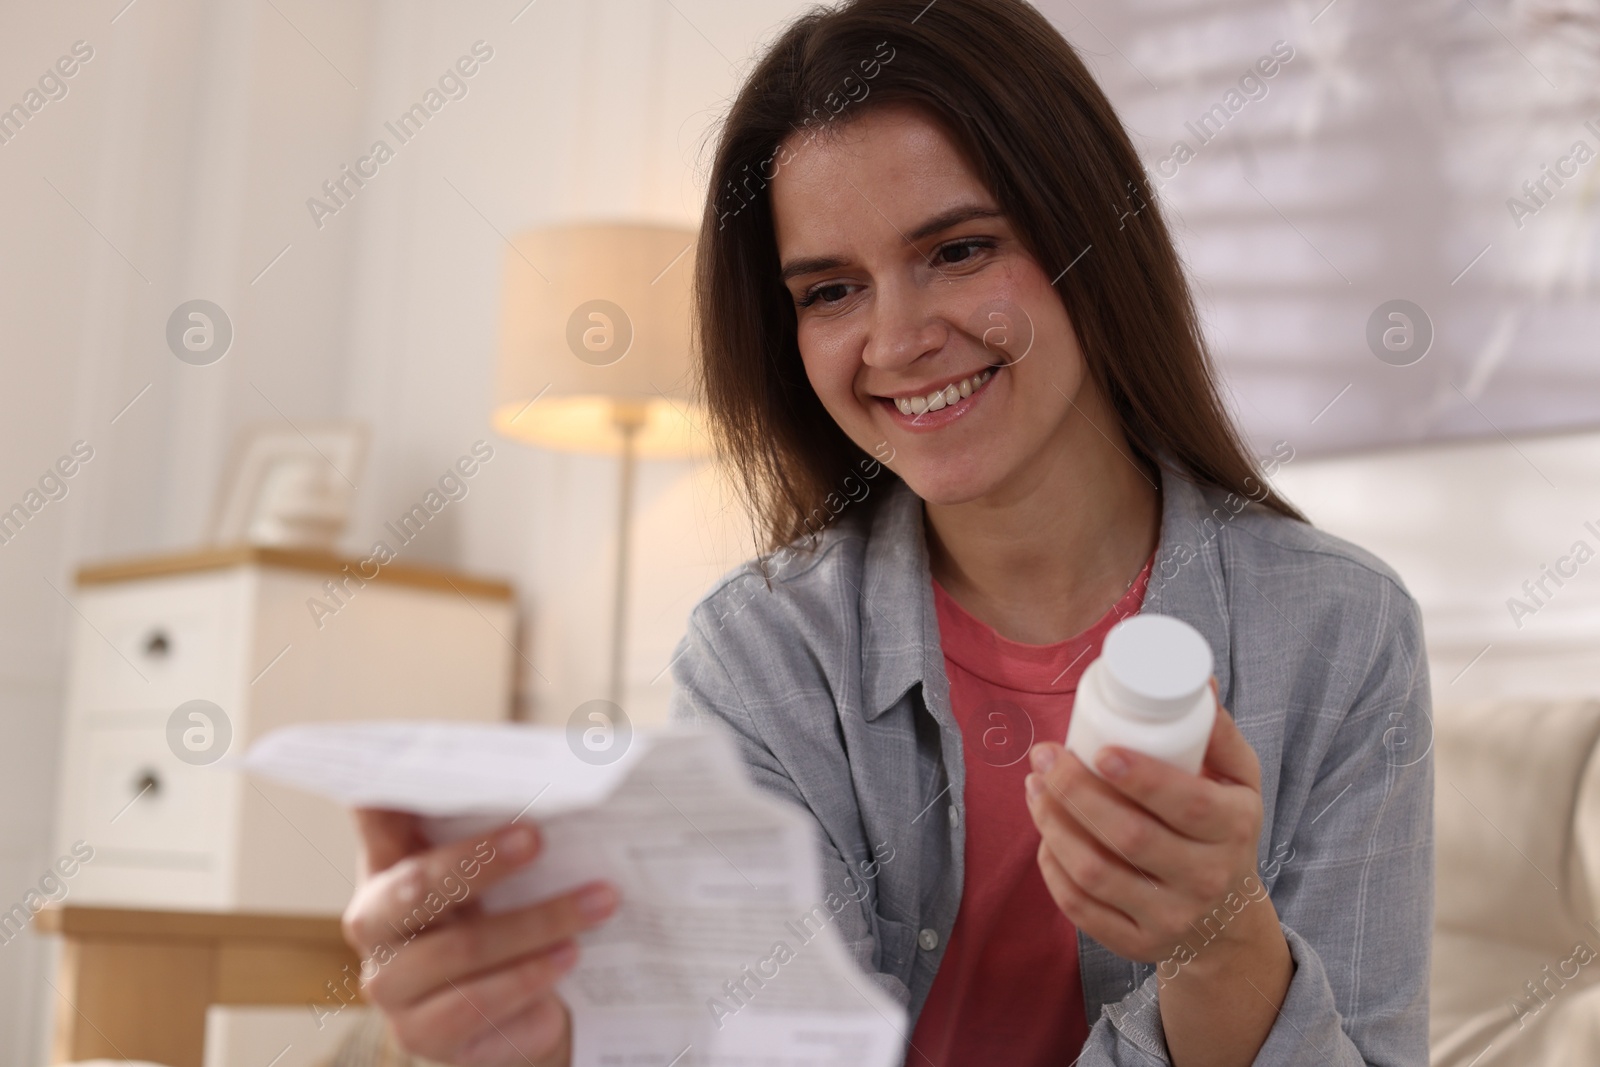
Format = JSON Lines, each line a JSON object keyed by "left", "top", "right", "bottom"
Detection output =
{"left": 353, "top": 808, "right": 427, "bottom": 876}
{"left": 1201, "top": 678, "right": 1260, "bottom": 790}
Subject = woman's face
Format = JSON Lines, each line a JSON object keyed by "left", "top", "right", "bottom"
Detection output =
{"left": 770, "top": 102, "right": 1095, "bottom": 507}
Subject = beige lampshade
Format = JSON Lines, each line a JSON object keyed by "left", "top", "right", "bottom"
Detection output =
{"left": 492, "top": 221, "right": 703, "bottom": 457}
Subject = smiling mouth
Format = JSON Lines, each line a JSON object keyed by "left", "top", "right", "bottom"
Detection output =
{"left": 883, "top": 367, "right": 997, "bottom": 417}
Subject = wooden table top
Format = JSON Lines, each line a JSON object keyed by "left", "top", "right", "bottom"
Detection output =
{"left": 75, "top": 544, "right": 514, "bottom": 600}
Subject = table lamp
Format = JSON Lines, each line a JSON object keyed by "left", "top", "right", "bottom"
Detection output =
{"left": 492, "top": 221, "right": 702, "bottom": 706}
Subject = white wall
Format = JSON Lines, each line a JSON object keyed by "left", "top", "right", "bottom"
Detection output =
{"left": 1272, "top": 430, "right": 1600, "bottom": 703}
{"left": 328, "top": 0, "right": 771, "bottom": 727}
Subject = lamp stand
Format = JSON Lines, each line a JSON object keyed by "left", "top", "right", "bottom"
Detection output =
{"left": 608, "top": 402, "right": 648, "bottom": 706}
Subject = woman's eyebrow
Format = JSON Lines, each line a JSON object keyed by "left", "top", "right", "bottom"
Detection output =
{"left": 779, "top": 203, "right": 1005, "bottom": 284}
{"left": 780, "top": 254, "right": 848, "bottom": 285}
{"left": 906, "top": 203, "right": 1004, "bottom": 242}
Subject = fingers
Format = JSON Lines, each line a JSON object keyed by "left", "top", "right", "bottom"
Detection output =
{"left": 1034, "top": 839, "right": 1144, "bottom": 953}
{"left": 1073, "top": 725, "right": 1259, "bottom": 846}
{"left": 1030, "top": 777, "right": 1158, "bottom": 908}
{"left": 1024, "top": 748, "right": 1177, "bottom": 908}
{"left": 1026, "top": 690, "right": 1270, "bottom": 965}
{"left": 1199, "top": 688, "right": 1262, "bottom": 789}
{"left": 1027, "top": 744, "right": 1201, "bottom": 883}
{"left": 344, "top": 817, "right": 615, "bottom": 1067}
{"left": 343, "top": 821, "right": 542, "bottom": 956}
{"left": 354, "top": 808, "right": 428, "bottom": 876}
{"left": 366, "top": 880, "right": 619, "bottom": 1006}
{"left": 392, "top": 942, "right": 578, "bottom": 1057}
{"left": 453, "top": 998, "right": 569, "bottom": 1067}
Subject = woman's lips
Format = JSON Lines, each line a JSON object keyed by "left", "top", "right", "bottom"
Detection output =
{"left": 877, "top": 365, "right": 1000, "bottom": 432}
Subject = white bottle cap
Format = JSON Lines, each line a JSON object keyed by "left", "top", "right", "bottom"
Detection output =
{"left": 1099, "top": 614, "right": 1213, "bottom": 721}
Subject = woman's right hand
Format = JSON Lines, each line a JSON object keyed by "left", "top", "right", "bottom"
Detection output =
{"left": 341, "top": 809, "right": 620, "bottom": 1067}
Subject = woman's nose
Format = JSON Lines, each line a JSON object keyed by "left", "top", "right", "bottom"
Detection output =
{"left": 862, "top": 274, "right": 948, "bottom": 370}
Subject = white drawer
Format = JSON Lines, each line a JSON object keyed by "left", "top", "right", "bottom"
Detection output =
{"left": 72, "top": 573, "right": 246, "bottom": 709}
{"left": 64, "top": 719, "right": 229, "bottom": 866}
{"left": 56, "top": 553, "right": 515, "bottom": 912}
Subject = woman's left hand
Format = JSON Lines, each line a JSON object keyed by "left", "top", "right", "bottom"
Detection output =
{"left": 1024, "top": 685, "right": 1272, "bottom": 965}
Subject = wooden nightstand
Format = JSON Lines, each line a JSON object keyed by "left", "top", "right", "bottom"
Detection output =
{"left": 53, "top": 546, "right": 517, "bottom": 914}
{"left": 38, "top": 904, "right": 359, "bottom": 1067}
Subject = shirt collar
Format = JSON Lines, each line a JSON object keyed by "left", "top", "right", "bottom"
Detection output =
{"left": 858, "top": 464, "right": 1236, "bottom": 722}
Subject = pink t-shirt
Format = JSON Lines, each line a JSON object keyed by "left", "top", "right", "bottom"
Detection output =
{"left": 908, "top": 553, "right": 1153, "bottom": 1064}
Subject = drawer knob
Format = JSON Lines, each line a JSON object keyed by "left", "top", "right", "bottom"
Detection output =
{"left": 143, "top": 630, "right": 172, "bottom": 659}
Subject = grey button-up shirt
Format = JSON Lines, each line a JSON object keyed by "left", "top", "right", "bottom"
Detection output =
{"left": 669, "top": 464, "right": 1433, "bottom": 1065}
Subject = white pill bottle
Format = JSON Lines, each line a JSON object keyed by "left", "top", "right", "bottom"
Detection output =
{"left": 1065, "top": 613, "right": 1217, "bottom": 776}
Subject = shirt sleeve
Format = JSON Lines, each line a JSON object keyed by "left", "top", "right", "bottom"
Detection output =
{"left": 665, "top": 612, "right": 914, "bottom": 1013}
{"left": 1075, "top": 581, "right": 1435, "bottom": 1066}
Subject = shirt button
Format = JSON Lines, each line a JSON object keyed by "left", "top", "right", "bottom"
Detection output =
{"left": 918, "top": 928, "right": 940, "bottom": 951}
{"left": 947, "top": 805, "right": 960, "bottom": 827}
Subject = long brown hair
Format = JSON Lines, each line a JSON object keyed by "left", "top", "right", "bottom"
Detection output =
{"left": 694, "top": 0, "right": 1304, "bottom": 550}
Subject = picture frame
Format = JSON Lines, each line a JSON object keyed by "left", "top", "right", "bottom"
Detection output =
{"left": 209, "top": 421, "right": 369, "bottom": 549}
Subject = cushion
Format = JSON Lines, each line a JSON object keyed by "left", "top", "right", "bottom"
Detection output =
{"left": 1431, "top": 699, "right": 1600, "bottom": 1066}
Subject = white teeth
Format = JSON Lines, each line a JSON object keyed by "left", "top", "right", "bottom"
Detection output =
{"left": 892, "top": 368, "right": 996, "bottom": 417}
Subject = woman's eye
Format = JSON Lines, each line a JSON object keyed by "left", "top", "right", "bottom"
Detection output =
{"left": 798, "top": 282, "right": 852, "bottom": 308}
{"left": 936, "top": 238, "right": 993, "bottom": 266}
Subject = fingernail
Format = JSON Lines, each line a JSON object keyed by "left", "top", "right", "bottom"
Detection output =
{"left": 549, "top": 941, "right": 579, "bottom": 971}
{"left": 577, "top": 883, "right": 618, "bottom": 922}
{"left": 1029, "top": 745, "right": 1057, "bottom": 773}
{"left": 1025, "top": 773, "right": 1042, "bottom": 801}
{"left": 1098, "top": 750, "right": 1129, "bottom": 779}
{"left": 499, "top": 823, "right": 539, "bottom": 860}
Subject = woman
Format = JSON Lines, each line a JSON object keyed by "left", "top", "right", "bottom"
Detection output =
{"left": 340, "top": 1, "right": 1434, "bottom": 1064}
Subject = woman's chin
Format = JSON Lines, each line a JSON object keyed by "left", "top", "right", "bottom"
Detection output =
{"left": 894, "top": 462, "right": 1010, "bottom": 509}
